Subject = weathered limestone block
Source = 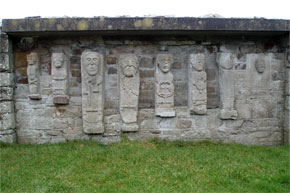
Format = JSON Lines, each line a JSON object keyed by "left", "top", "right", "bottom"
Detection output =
{"left": 0, "top": 73, "right": 14, "bottom": 87}
{"left": 188, "top": 53, "right": 207, "bottom": 115}
{"left": 119, "top": 54, "right": 140, "bottom": 132}
{"left": 217, "top": 53, "right": 237, "bottom": 120}
{"left": 0, "top": 86, "right": 13, "bottom": 101}
{"left": 27, "top": 52, "right": 41, "bottom": 100}
{"left": 81, "top": 51, "right": 104, "bottom": 134}
{"left": 0, "top": 35, "right": 9, "bottom": 53}
{"left": 246, "top": 53, "right": 271, "bottom": 89}
{"left": 0, "top": 101, "right": 14, "bottom": 113}
{"left": 51, "top": 51, "right": 69, "bottom": 104}
{"left": 155, "top": 54, "right": 175, "bottom": 117}
{"left": 0, "top": 130, "right": 16, "bottom": 143}
{"left": 0, "top": 53, "right": 12, "bottom": 72}
{"left": 0, "top": 113, "right": 15, "bottom": 130}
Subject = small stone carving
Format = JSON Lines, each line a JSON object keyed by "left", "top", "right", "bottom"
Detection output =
{"left": 155, "top": 54, "right": 175, "bottom": 117}
{"left": 246, "top": 53, "right": 271, "bottom": 89}
{"left": 255, "top": 57, "right": 266, "bottom": 73}
{"left": 188, "top": 53, "right": 207, "bottom": 114}
{"left": 27, "top": 52, "right": 41, "bottom": 100}
{"left": 51, "top": 51, "right": 69, "bottom": 104}
{"left": 81, "top": 51, "right": 104, "bottom": 134}
{"left": 119, "top": 54, "right": 140, "bottom": 132}
{"left": 217, "top": 53, "right": 237, "bottom": 119}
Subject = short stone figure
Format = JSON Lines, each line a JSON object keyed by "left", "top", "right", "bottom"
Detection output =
{"left": 188, "top": 53, "right": 207, "bottom": 115}
{"left": 51, "top": 51, "right": 69, "bottom": 104}
{"left": 119, "top": 54, "right": 140, "bottom": 132}
{"left": 81, "top": 51, "right": 104, "bottom": 134}
{"left": 217, "top": 53, "right": 237, "bottom": 120}
{"left": 27, "top": 52, "right": 41, "bottom": 100}
{"left": 155, "top": 54, "right": 175, "bottom": 117}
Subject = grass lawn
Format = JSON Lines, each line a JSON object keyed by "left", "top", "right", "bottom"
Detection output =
{"left": 0, "top": 138, "right": 289, "bottom": 193}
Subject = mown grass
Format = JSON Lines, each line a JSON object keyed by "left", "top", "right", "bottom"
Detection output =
{"left": 0, "top": 138, "right": 289, "bottom": 193}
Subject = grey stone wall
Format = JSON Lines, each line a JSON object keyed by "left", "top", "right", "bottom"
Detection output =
{"left": 0, "top": 31, "right": 16, "bottom": 143}
{"left": 284, "top": 35, "right": 290, "bottom": 144}
{"left": 4, "top": 34, "right": 287, "bottom": 145}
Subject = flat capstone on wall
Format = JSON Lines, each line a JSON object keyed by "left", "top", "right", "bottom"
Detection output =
{"left": 0, "top": 17, "right": 289, "bottom": 145}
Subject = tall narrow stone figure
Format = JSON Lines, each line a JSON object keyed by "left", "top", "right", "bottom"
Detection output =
{"left": 51, "top": 51, "right": 69, "bottom": 104}
{"left": 155, "top": 54, "right": 175, "bottom": 117}
{"left": 119, "top": 54, "right": 140, "bottom": 132}
{"left": 27, "top": 52, "right": 41, "bottom": 100}
{"left": 188, "top": 53, "right": 207, "bottom": 114}
{"left": 81, "top": 51, "right": 104, "bottom": 134}
{"left": 217, "top": 53, "right": 237, "bottom": 120}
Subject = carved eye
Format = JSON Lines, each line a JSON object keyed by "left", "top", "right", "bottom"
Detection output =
{"left": 93, "top": 58, "right": 98, "bottom": 61}
{"left": 87, "top": 58, "right": 91, "bottom": 61}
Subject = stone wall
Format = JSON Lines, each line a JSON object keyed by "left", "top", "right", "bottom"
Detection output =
{"left": 0, "top": 17, "right": 289, "bottom": 145}
{"left": 0, "top": 29, "right": 16, "bottom": 143}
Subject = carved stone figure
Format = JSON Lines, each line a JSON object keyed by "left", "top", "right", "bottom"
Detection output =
{"left": 119, "top": 54, "right": 140, "bottom": 132}
{"left": 255, "top": 58, "right": 266, "bottom": 73}
{"left": 81, "top": 51, "right": 104, "bottom": 134}
{"left": 217, "top": 53, "right": 237, "bottom": 119}
{"left": 246, "top": 53, "right": 271, "bottom": 89}
{"left": 51, "top": 51, "right": 69, "bottom": 104}
{"left": 27, "top": 52, "right": 41, "bottom": 100}
{"left": 155, "top": 54, "right": 175, "bottom": 117}
{"left": 188, "top": 53, "right": 207, "bottom": 114}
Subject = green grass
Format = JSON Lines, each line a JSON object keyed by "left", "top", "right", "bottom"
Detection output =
{"left": 0, "top": 138, "right": 289, "bottom": 193}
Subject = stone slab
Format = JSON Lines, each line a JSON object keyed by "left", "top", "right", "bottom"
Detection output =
{"left": 0, "top": 73, "right": 14, "bottom": 87}
{"left": 2, "top": 18, "right": 289, "bottom": 33}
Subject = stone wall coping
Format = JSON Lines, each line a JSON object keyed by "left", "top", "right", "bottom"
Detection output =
{"left": 2, "top": 17, "right": 289, "bottom": 34}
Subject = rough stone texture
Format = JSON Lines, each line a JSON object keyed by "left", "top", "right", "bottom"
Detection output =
{"left": 155, "top": 54, "right": 175, "bottom": 117}
{"left": 51, "top": 51, "right": 69, "bottom": 104}
{"left": 81, "top": 51, "right": 104, "bottom": 134}
{"left": 27, "top": 52, "right": 41, "bottom": 100}
{"left": 2, "top": 18, "right": 289, "bottom": 33}
{"left": 0, "top": 33, "right": 16, "bottom": 143}
{"left": 285, "top": 38, "right": 290, "bottom": 144}
{"left": 188, "top": 53, "right": 207, "bottom": 115}
{"left": 217, "top": 53, "right": 238, "bottom": 120}
{"left": 119, "top": 54, "right": 140, "bottom": 132}
{"left": 0, "top": 17, "right": 288, "bottom": 145}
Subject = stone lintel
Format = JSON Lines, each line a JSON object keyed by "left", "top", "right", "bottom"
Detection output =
{"left": 2, "top": 17, "right": 289, "bottom": 36}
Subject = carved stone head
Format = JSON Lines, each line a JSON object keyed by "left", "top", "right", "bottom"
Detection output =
{"left": 52, "top": 52, "right": 65, "bottom": 68}
{"left": 254, "top": 58, "right": 266, "bottom": 73}
{"left": 217, "top": 53, "right": 234, "bottom": 70}
{"left": 27, "top": 52, "right": 39, "bottom": 67}
{"left": 120, "top": 54, "right": 138, "bottom": 77}
{"left": 157, "top": 54, "right": 173, "bottom": 73}
{"left": 189, "top": 53, "right": 205, "bottom": 71}
{"left": 82, "top": 52, "right": 101, "bottom": 76}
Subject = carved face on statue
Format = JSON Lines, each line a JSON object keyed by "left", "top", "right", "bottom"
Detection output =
{"left": 190, "top": 53, "right": 205, "bottom": 71}
{"left": 52, "top": 53, "right": 64, "bottom": 68}
{"left": 157, "top": 54, "right": 173, "bottom": 73}
{"left": 254, "top": 58, "right": 266, "bottom": 73}
{"left": 120, "top": 55, "right": 138, "bottom": 77}
{"left": 27, "top": 53, "right": 39, "bottom": 79}
{"left": 84, "top": 53, "right": 100, "bottom": 76}
{"left": 27, "top": 53, "right": 38, "bottom": 66}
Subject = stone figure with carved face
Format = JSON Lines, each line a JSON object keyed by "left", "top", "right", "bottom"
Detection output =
{"left": 81, "top": 51, "right": 104, "bottom": 134}
{"left": 188, "top": 53, "right": 207, "bottom": 114}
{"left": 216, "top": 53, "right": 237, "bottom": 120}
{"left": 51, "top": 51, "right": 69, "bottom": 104}
{"left": 27, "top": 52, "right": 41, "bottom": 99}
{"left": 155, "top": 54, "right": 175, "bottom": 117}
{"left": 119, "top": 54, "right": 140, "bottom": 132}
{"left": 254, "top": 58, "right": 266, "bottom": 73}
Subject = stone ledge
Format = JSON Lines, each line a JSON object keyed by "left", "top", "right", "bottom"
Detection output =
{"left": 2, "top": 17, "right": 289, "bottom": 34}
